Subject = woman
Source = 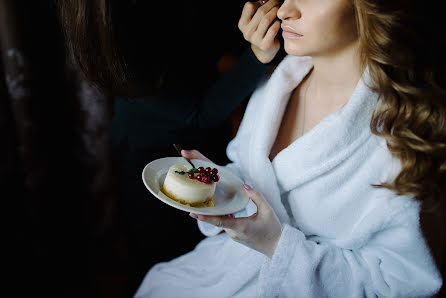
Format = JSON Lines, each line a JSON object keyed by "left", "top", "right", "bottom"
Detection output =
{"left": 135, "top": 0, "right": 445, "bottom": 297}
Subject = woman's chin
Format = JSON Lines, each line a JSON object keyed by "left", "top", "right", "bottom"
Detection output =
{"left": 284, "top": 45, "right": 309, "bottom": 57}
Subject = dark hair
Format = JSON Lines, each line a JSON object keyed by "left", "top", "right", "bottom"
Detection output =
{"left": 55, "top": 0, "right": 184, "bottom": 97}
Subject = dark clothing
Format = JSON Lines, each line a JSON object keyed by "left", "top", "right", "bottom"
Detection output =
{"left": 113, "top": 1, "right": 250, "bottom": 98}
{"left": 110, "top": 47, "right": 275, "bottom": 296}
{"left": 111, "top": 48, "right": 270, "bottom": 149}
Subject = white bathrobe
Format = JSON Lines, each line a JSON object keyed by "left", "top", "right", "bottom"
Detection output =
{"left": 135, "top": 56, "right": 442, "bottom": 298}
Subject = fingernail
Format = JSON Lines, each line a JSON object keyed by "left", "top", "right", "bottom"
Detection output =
{"left": 182, "top": 149, "right": 191, "bottom": 154}
{"left": 189, "top": 213, "right": 198, "bottom": 219}
{"left": 243, "top": 184, "right": 252, "bottom": 190}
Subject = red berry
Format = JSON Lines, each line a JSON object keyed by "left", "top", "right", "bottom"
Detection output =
{"left": 211, "top": 168, "right": 218, "bottom": 174}
{"left": 197, "top": 167, "right": 205, "bottom": 173}
{"left": 211, "top": 174, "right": 220, "bottom": 182}
{"left": 188, "top": 173, "right": 194, "bottom": 179}
{"left": 205, "top": 167, "right": 212, "bottom": 173}
{"left": 196, "top": 175, "right": 202, "bottom": 181}
{"left": 202, "top": 175, "right": 210, "bottom": 184}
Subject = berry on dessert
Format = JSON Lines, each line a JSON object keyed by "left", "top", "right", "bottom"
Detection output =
{"left": 211, "top": 174, "right": 220, "bottom": 182}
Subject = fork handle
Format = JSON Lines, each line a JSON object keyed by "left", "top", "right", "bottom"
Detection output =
{"left": 173, "top": 144, "right": 196, "bottom": 168}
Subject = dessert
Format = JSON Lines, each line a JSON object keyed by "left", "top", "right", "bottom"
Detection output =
{"left": 161, "top": 164, "right": 220, "bottom": 207}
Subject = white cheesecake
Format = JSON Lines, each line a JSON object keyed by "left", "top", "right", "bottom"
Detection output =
{"left": 161, "top": 164, "right": 216, "bottom": 207}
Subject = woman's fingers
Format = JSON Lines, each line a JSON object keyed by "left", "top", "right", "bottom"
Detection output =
{"left": 242, "top": 184, "right": 273, "bottom": 221}
{"left": 190, "top": 184, "right": 282, "bottom": 257}
{"left": 190, "top": 184, "right": 268, "bottom": 228}
{"left": 248, "top": 0, "right": 280, "bottom": 33}
{"left": 262, "top": 19, "right": 281, "bottom": 47}
{"left": 239, "top": 0, "right": 281, "bottom": 36}
{"left": 255, "top": 7, "right": 279, "bottom": 40}
{"left": 181, "top": 149, "right": 212, "bottom": 163}
{"left": 238, "top": 1, "right": 261, "bottom": 30}
{"left": 239, "top": 0, "right": 282, "bottom": 64}
{"left": 190, "top": 213, "right": 241, "bottom": 230}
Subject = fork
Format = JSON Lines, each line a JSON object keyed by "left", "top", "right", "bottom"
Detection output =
{"left": 172, "top": 143, "right": 196, "bottom": 168}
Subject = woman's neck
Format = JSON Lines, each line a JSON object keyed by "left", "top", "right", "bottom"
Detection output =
{"left": 308, "top": 40, "right": 363, "bottom": 107}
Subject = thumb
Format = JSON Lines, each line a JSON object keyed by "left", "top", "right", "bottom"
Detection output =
{"left": 243, "top": 184, "right": 267, "bottom": 214}
{"left": 181, "top": 149, "right": 212, "bottom": 163}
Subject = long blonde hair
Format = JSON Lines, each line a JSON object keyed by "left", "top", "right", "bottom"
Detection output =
{"left": 353, "top": 0, "right": 446, "bottom": 209}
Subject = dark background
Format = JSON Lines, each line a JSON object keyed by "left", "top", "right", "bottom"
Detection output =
{"left": 1, "top": 1, "right": 252, "bottom": 297}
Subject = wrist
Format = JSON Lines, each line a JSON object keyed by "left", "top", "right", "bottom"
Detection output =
{"left": 251, "top": 44, "right": 276, "bottom": 64}
{"left": 265, "top": 223, "right": 283, "bottom": 258}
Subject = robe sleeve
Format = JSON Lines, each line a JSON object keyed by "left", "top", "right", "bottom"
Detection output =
{"left": 257, "top": 200, "right": 443, "bottom": 298}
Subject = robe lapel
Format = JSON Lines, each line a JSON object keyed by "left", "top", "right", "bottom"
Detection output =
{"left": 272, "top": 68, "right": 379, "bottom": 193}
{"left": 247, "top": 56, "right": 313, "bottom": 224}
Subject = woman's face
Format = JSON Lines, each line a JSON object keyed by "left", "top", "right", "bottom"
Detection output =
{"left": 277, "top": 0, "right": 358, "bottom": 58}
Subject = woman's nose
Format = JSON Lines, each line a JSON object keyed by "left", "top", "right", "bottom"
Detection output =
{"left": 277, "top": 0, "right": 301, "bottom": 21}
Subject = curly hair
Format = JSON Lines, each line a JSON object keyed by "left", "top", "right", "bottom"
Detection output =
{"left": 353, "top": 0, "right": 446, "bottom": 209}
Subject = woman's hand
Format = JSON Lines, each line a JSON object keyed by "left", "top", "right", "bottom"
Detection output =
{"left": 190, "top": 184, "right": 282, "bottom": 258}
{"left": 238, "top": 0, "right": 282, "bottom": 64}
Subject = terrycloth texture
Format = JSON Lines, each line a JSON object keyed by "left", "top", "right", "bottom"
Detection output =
{"left": 135, "top": 55, "right": 442, "bottom": 298}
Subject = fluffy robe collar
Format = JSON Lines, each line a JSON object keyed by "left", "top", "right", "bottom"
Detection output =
{"left": 245, "top": 55, "right": 379, "bottom": 223}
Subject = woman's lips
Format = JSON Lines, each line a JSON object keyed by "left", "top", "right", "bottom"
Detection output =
{"left": 281, "top": 25, "right": 303, "bottom": 39}
{"left": 282, "top": 30, "right": 303, "bottom": 38}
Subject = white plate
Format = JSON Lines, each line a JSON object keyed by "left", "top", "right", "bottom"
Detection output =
{"left": 142, "top": 157, "right": 249, "bottom": 215}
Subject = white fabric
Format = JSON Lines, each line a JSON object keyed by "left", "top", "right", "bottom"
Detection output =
{"left": 135, "top": 55, "right": 442, "bottom": 298}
